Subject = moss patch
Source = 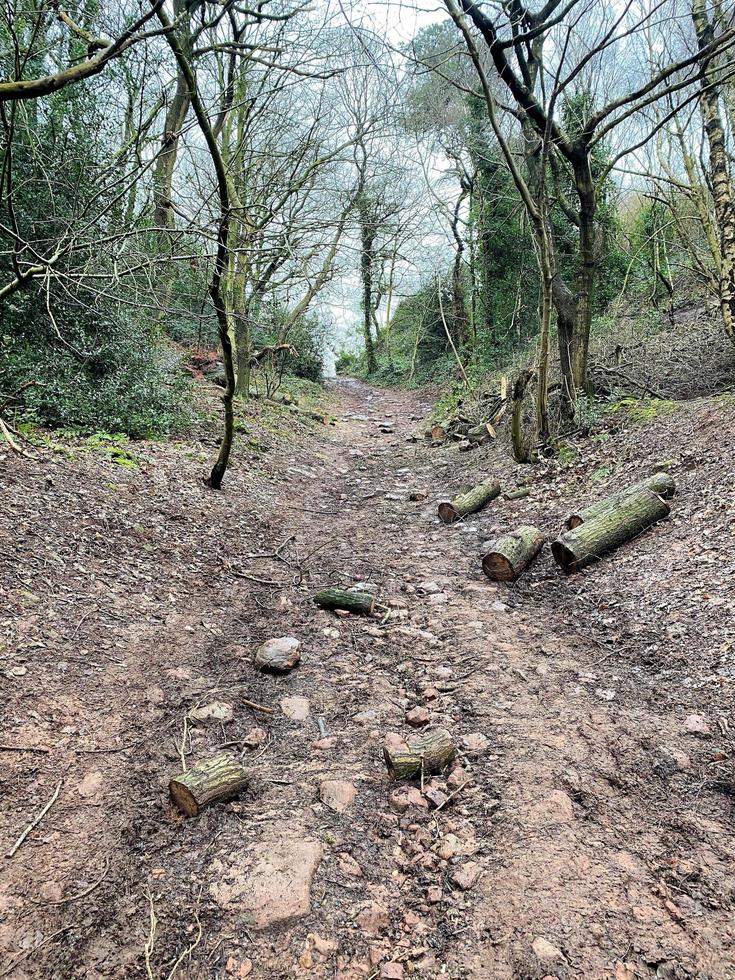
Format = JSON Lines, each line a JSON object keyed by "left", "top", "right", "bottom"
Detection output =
{"left": 604, "top": 397, "right": 676, "bottom": 424}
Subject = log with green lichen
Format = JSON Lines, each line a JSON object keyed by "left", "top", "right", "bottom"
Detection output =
{"left": 565, "top": 473, "right": 675, "bottom": 529}
{"left": 169, "top": 753, "right": 249, "bottom": 818}
{"left": 383, "top": 727, "right": 456, "bottom": 781}
{"left": 313, "top": 587, "right": 375, "bottom": 614}
{"left": 482, "top": 525, "right": 544, "bottom": 581}
{"left": 438, "top": 481, "right": 501, "bottom": 524}
{"left": 553, "top": 487, "right": 671, "bottom": 572}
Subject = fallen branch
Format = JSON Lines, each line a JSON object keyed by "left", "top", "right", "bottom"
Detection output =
{"left": 6, "top": 780, "right": 62, "bottom": 858}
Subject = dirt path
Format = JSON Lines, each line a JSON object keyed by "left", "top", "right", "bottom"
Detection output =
{"left": 1, "top": 380, "right": 733, "bottom": 979}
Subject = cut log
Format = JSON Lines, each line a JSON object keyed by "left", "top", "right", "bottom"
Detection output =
{"left": 565, "top": 473, "right": 675, "bottom": 529}
{"left": 482, "top": 525, "right": 544, "bottom": 582}
{"left": 552, "top": 488, "right": 671, "bottom": 572}
{"left": 313, "top": 588, "right": 375, "bottom": 615}
{"left": 383, "top": 727, "right": 456, "bottom": 781}
{"left": 504, "top": 487, "right": 531, "bottom": 501}
{"left": 438, "top": 481, "right": 501, "bottom": 524}
{"left": 169, "top": 753, "right": 249, "bottom": 818}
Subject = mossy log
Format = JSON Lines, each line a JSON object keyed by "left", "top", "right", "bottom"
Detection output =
{"left": 504, "top": 487, "right": 531, "bottom": 501}
{"left": 552, "top": 488, "right": 671, "bottom": 572}
{"left": 482, "top": 525, "right": 544, "bottom": 581}
{"left": 438, "top": 481, "right": 501, "bottom": 524}
{"left": 169, "top": 753, "right": 249, "bottom": 818}
{"left": 565, "top": 473, "right": 675, "bottom": 529}
{"left": 383, "top": 727, "right": 456, "bottom": 781}
{"left": 313, "top": 587, "right": 375, "bottom": 614}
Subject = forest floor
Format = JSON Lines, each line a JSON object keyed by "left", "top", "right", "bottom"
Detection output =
{"left": 1, "top": 378, "right": 734, "bottom": 980}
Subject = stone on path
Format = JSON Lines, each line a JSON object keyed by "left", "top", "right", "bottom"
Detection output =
{"left": 243, "top": 727, "right": 267, "bottom": 749}
{"left": 254, "top": 637, "right": 301, "bottom": 673}
{"left": 281, "top": 696, "right": 310, "bottom": 721}
{"left": 338, "top": 852, "right": 363, "bottom": 878}
{"left": 532, "top": 937, "right": 568, "bottom": 969}
{"left": 405, "top": 706, "right": 430, "bottom": 727}
{"left": 188, "top": 701, "right": 234, "bottom": 725}
{"left": 356, "top": 902, "right": 390, "bottom": 936}
{"left": 451, "top": 861, "right": 482, "bottom": 891}
{"left": 683, "top": 713, "right": 710, "bottom": 736}
{"left": 460, "top": 732, "right": 489, "bottom": 755}
{"left": 210, "top": 838, "right": 323, "bottom": 929}
{"left": 320, "top": 779, "right": 357, "bottom": 813}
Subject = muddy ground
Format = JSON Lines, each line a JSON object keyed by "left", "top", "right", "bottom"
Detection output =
{"left": 1, "top": 379, "right": 734, "bottom": 979}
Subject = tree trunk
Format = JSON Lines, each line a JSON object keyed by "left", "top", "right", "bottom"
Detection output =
{"left": 383, "top": 728, "right": 456, "bottom": 780}
{"left": 692, "top": 0, "right": 735, "bottom": 341}
{"left": 438, "top": 481, "right": 501, "bottom": 524}
{"left": 313, "top": 588, "right": 375, "bottom": 615}
{"left": 169, "top": 753, "right": 249, "bottom": 817}
{"left": 552, "top": 488, "right": 671, "bottom": 572}
{"left": 511, "top": 368, "right": 534, "bottom": 463}
{"left": 565, "top": 473, "right": 676, "bottom": 529}
{"left": 359, "top": 196, "right": 378, "bottom": 374}
{"left": 482, "top": 526, "right": 544, "bottom": 581}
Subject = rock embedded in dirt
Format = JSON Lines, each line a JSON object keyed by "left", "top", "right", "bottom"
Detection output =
{"left": 418, "top": 580, "right": 442, "bottom": 594}
{"left": 530, "top": 789, "right": 575, "bottom": 826}
{"left": 683, "top": 713, "right": 711, "bottom": 736}
{"left": 405, "top": 706, "right": 430, "bottom": 727}
{"left": 390, "top": 787, "right": 427, "bottom": 813}
{"left": 356, "top": 902, "right": 390, "bottom": 936}
{"left": 451, "top": 861, "right": 482, "bottom": 890}
{"left": 210, "top": 838, "right": 323, "bottom": 929}
{"left": 244, "top": 727, "right": 267, "bottom": 748}
{"left": 188, "top": 700, "right": 234, "bottom": 725}
{"left": 427, "top": 885, "right": 443, "bottom": 904}
{"left": 338, "top": 852, "right": 363, "bottom": 878}
{"left": 435, "top": 833, "right": 464, "bottom": 861}
{"left": 254, "top": 636, "right": 301, "bottom": 673}
{"left": 424, "top": 787, "right": 449, "bottom": 809}
{"left": 312, "top": 736, "right": 337, "bottom": 751}
{"left": 447, "top": 769, "right": 471, "bottom": 791}
{"left": 320, "top": 779, "right": 357, "bottom": 813}
{"left": 380, "top": 964, "right": 404, "bottom": 979}
{"left": 225, "top": 957, "right": 253, "bottom": 978}
{"left": 532, "top": 937, "right": 568, "bottom": 969}
{"left": 460, "top": 732, "right": 489, "bottom": 755}
{"left": 281, "top": 696, "right": 310, "bottom": 721}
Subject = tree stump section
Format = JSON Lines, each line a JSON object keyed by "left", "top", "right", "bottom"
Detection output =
{"left": 565, "top": 473, "right": 675, "bottom": 529}
{"left": 482, "top": 526, "right": 545, "bottom": 581}
{"left": 313, "top": 588, "right": 375, "bottom": 615}
{"left": 169, "top": 753, "right": 249, "bottom": 818}
{"left": 438, "top": 481, "right": 501, "bottom": 524}
{"left": 552, "top": 488, "right": 671, "bottom": 572}
{"left": 383, "top": 727, "right": 456, "bottom": 780}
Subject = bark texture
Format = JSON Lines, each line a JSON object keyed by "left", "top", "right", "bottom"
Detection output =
{"left": 438, "top": 481, "right": 501, "bottom": 524}
{"left": 383, "top": 728, "right": 456, "bottom": 781}
{"left": 313, "top": 588, "right": 375, "bottom": 615}
{"left": 169, "top": 753, "right": 249, "bottom": 817}
{"left": 482, "top": 526, "right": 544, "bottom": 581}
{"left": 552, "top": 488, "right": 671, "bottom": 572}
{"left": 692, "top": 0, "right": 735, "bottom": 340}
{"left": 565, "top": 473, "right": 676, "bottom": 529}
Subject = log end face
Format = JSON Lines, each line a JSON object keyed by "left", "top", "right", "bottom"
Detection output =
{"left": 169, "top": 779, "right": 199, "bottom": 818}
{"left": 482, "top": 552, "right": 515, "bottom": 582}
{"left": 551, "top": 537, "right": 577, "bottom": 573}
{"left": 437, "top": 502, "right": 458, "bottom": 524}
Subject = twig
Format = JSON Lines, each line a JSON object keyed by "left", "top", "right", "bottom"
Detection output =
{"left": 166, "top": 910, "right": 202, "bottom": 980}
{"left": 43, "top": 857, "right": 110, "bottom": 906}
{"left": 6, "top": 780, "right": 62, "bottom": 858}
{"left": 177, "top": 715, "right": 190, "bottom": 772}
{"left": 433, "top": 780, "right": 473, "bottom": 813}
{"left": 242, "top": 697, "right": 275, "bottom": 715}
{"left": 230, "top": 570, "right": 283, "bottom": 587}
{"left": 144, "top": 888, "right": 157, "bottom": 980}
{"left": 0, "top": 744, "right": 50, "bottom": 754}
